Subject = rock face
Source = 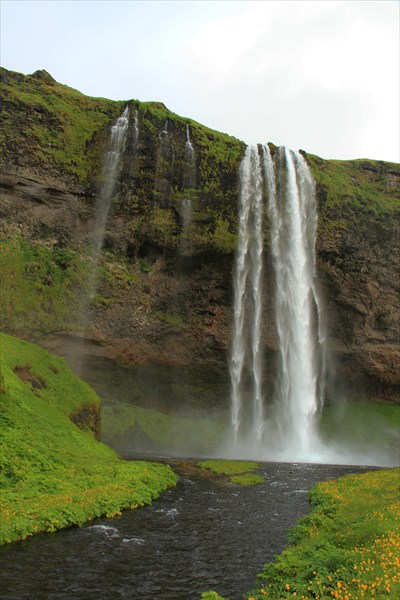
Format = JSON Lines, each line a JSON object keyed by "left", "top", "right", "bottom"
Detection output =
{"left": 0, "top": 67, "right": 399, "bottom": 404}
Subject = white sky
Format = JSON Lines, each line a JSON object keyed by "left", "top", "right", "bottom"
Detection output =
{"left": 1, "top": 0, "right": 399, "bottom": 162}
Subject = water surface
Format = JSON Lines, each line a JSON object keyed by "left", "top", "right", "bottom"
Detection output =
{"left": 0, "top": 461, "right": 372, "bottom": 600}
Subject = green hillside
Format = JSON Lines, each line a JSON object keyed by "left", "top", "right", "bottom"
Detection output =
{"left": 0, "top": 332, "right": 178, "bottom": 544}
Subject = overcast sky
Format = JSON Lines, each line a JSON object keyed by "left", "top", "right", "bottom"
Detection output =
{"left": 1, "top": 0, "right": 399, "bottom": 162}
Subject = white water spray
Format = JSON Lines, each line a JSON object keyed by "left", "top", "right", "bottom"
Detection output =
{"left": 228, "top": 144, "right": 327, "bottom": 459}
{"left": 264, "top": 146, "right": 325, "bottom": 458}
{"left": 229, "top": 145, "right": 265, "bottom": 443}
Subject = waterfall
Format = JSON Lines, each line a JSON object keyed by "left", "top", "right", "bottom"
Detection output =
{"left": 229, "top": 145, "right": 264, "bottom": 443}
{"left": 229, "top": 143, "right": 326, "bottom": 459}
{"left": 182, "top": 125, "right": 196, "bottom": 218}
{"left": 183, "top": 124, "right": 196, "bottom": 190}
{"left": 133, "top": 108, "right": 139, "bottom": 152}
{"left": 155, "top": 120, "right": 175, "bottom": 203}
{"left": 264, "top": 145, "right": 325, "bottom": 457}
{"left": 91, "top": 106, "right": 130, "bottom": 267}
{"left": 67, "top": 106, "right": 130, "bottom": 375}
{"left": 158, "top": 120, "right": 176, "bottom": 167}
{"left": 181, "top": 199, "right": 192, "bottom": 230}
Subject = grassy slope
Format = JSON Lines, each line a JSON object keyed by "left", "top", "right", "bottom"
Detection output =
{"left": 0, "top": 333, "right": 178, "bottom": 544}
{"left": 305, "top": 153, "right": 400, "bottom": 233}
{"left": 247, "top": 468, "right": 400, "bottom": 600}
{"left": 0, "top": 68, "right": 121, "bottom": 182}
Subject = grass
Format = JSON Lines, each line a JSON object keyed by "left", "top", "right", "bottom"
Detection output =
{"left": 305, "top": 153, "right": 400, "bottom": 233}
{"left": 102, "top": 401, "right": 227, "bottom": 455}
{"left": 0, "top": 333, "right": 178, "bottom": 544}
{"left": 319, "top": 402, "right": 400, "bottom": 464}
{"left": 198, "top": 460, "right": 264, "bottom": 485}
{"left": 245, "top": 468, "right": 400, "bottom": 600}
{"left": 0, "top": 236, "right": 91, "bottom": 336}
{"left": 0, "top": 68, "right": 121, "bottom": 181}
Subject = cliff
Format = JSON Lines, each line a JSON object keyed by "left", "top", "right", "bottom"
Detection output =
{"left": 0, "top": 67, "right": 399, "bottom": 403}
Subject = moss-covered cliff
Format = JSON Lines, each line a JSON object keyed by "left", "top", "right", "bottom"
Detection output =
{"left": 306, "top": 153, "right": 399, "bottom": 400}
{"left": 0, "top": 67, "right": 398, "bottom": 403}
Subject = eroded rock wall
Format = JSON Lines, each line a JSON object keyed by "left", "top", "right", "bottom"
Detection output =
{"left": 1, "top": 68, "right": 398, "bottom": 403}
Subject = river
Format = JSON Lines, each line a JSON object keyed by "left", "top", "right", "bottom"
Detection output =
{"left": 0, "top": 460, "right": 372, "bottom": 600}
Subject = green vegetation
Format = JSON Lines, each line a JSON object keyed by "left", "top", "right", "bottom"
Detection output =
{"left": 320, "top": 402, "right": 400, "bottom": 462}
{"left": 198, "top": 460, "right": 263, "bottom": 485}
{"left": 230, "top": 473, "right": 264, "bottom": 486}
{"left": 198, "top": 460, "right": 261, "bottom": 475}
{"left": 102, "top": 402, "right": 227, "bottom": 454}
{"left": 305, "top": 153, "right": 400, "bottom": 233}
{"left": 0, "top": 68, "right": 121, "bottom": 181}
{"left": 0, "top": 68, "right": 244, "bottom": 252}
{"left": 0, "top": 236, "right": 89, "bottom": 335}
{"left": 155, "top": 311, "right": 191, "bottom": 329}
{"left": 0, "top": 333, "right": 178, "bottom": 544}
{"left": 148, "top": 206, "right": 179, "bottom": 249}
{"left": 245, "top": 468, "right": 399, "bottom": 600}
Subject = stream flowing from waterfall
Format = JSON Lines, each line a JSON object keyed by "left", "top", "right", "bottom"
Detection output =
{"left": 229, "top": 145, "right": 327, "bottom": 461}
{"left": 0, "top": 461, "right": 372, "bottom": 600}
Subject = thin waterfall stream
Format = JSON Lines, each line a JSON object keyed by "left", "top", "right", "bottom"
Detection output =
{"left": 70, "top": 106, "right": 130, "bottom": 374}
{"left": 88, "top": 105, "right": 130, "bottom": 297}
{"left": 180, "top": 125, "right": 196, "bottom": 249}
{"left": 182, "top": 125, "right": 196, "bottom": 223}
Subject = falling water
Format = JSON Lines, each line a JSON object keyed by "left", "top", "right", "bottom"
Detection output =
{"left": 183, "top": 124, "right": 196, "bottom": 189}
{"left": 158, "top": 120, "right": 176, "bottom": 167}
{"left": 229, "top": 144, "right": 326, "bottom": 458}
{"left": 264, "top": 145, "right": 325, "bottom": 458}
{"left": 181, "top": 125, "right": 196, "bottom": 223}
{"left": 65, "top": 107, "right": 130, "bottom": 375}
{"left": 90, "top": 105, "right": 130, "bottom": 280}
{"left": 181, "top": 199, "right": 192, "bottom": 230}
{"left": 132, "top": 109, "right": 139, "bottom": 152}
{"left": 229, "top": 145, "right": 264, "bottom": 443}
{"left": 155, "top": 120, "right": 175, "bottom": 203}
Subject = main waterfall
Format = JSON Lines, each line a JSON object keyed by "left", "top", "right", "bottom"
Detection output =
{"left": 265, "top": 146, "right": 325, "bottom": 458}
{"left": 229, "top": 144, "right": 325, "bottom": 459}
